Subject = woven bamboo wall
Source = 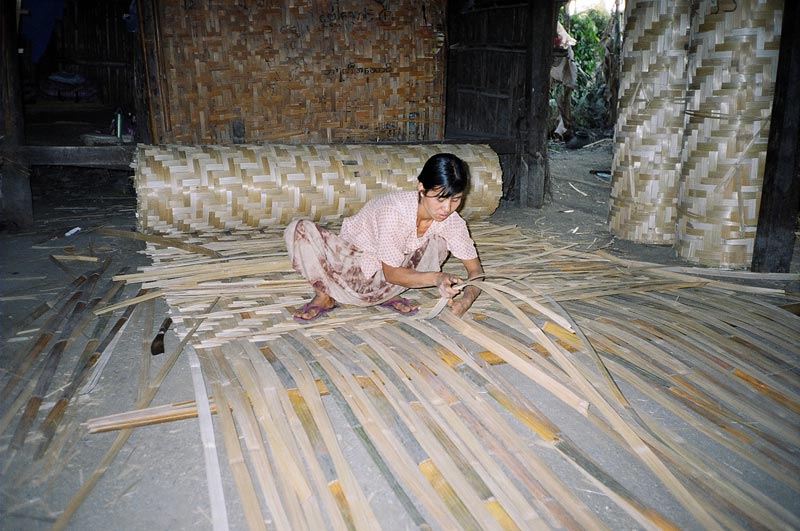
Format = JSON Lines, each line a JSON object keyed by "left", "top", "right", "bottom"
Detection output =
{"left": 155, "top": 0, "right": 446, "bottom": 145}
{"left": 608, "top": 0, "right": 691, "bottom": 244}
{"left": 135, "top": 144, "right": 503, "bottom": 234}
{"left": 675, "top": 0, "right": 782, "bottom": 268}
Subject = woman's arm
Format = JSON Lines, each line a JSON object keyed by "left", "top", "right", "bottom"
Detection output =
{"left": 449, "top": 257, "right": 483, "bottom": 316}
{"left": 382, "top": 263, "right": 461, "bottom": 299}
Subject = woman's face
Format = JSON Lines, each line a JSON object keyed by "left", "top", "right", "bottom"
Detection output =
{"left": 418, "top": 184, "right": 463, "bottom": 221}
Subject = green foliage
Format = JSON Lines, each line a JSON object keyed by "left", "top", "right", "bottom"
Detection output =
{"left": 553, "top": 8, "right": 614, "bottom": 132}
{"left": 570, "top": 10, "right": 607, "bottom": 80}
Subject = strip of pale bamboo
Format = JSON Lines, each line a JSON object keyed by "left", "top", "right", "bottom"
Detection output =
{"left": 186, "top": 342, "right": 229, "bottom": 531}
{"left": 290, "top": 331, "right": 464, "bottom": 529}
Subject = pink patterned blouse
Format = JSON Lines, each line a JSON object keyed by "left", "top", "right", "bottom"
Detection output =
{"left": 339, "top": 191, "right": 478, "bottom": 278}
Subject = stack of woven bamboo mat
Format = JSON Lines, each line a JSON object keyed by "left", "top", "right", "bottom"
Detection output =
{"left": 85, "top": 221, "right": 798, "bottom": 530}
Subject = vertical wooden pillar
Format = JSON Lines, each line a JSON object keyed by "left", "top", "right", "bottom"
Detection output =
{"left": 520, "top": 0, "right": 557, "bottom": 208}
{"left": 1, "top": 0, "right": 33, "bottom": 229}
{"left": 752, "top": 0, "right": 799, "bottom": 273}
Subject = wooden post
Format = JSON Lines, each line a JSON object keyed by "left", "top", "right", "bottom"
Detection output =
{"left": 0, "top": 0, "right": 33, "bottom": 228}
{"left": 752, "top": 0, "right": 799, "bottom": 273}
{"left": 520, "top": 0, "right": 557, "bottom": 208}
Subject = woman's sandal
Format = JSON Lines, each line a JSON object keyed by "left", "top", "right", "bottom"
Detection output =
{"left": 293, "top": 302, "right": 338, "bottom": 322}
{"left": 379, "top": 297, "right": 419, "bottom": 316}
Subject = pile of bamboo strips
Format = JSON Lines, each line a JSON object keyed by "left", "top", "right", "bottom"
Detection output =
{"left": 93, "top": 221, "right": 799, "bottom": 529}
{"left": 135, "top": 143, "right": 503, "bottom": 234}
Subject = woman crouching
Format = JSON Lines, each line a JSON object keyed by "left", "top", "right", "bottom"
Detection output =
{"left": 284, "top": 153, "right": 484, "bottom": 322}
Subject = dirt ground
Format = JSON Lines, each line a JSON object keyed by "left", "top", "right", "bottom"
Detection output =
{"left": 496, "top": 141, "right": 698, "bottom": 265}
{"left": 1, "top": 142, "right": 797, "bottom": 530}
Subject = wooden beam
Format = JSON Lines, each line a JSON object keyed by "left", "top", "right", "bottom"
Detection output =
{"left": 8, "top": 146, "right": 135, "bottom": 169}
{"left": 752, "top": 0, "right": 800, "bottom": 273}
{"left": 1, "top": 0, "right": 32, "bottom": 228}
{"left": 519, "top": 0, "right": 556, "bottom": 208}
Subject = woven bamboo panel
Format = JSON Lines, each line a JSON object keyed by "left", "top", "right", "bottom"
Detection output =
{"left": 135, "top": 143, "right": 503, "bottom": 234}
{"left": 157, "top": 0, "right": 446, "bottom": 144}
{"left": 675, "top": 0, "right": 782, "bottom": 267}
{"left": 608, "top": 0, "right": 691, "bottom": 244}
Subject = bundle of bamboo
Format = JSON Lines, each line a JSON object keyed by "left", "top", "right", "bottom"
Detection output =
{"left": 135, "top": 143, "right": 503, "bottom": 234}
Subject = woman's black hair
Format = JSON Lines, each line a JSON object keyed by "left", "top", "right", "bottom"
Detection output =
{"left": 417, "top": 153, "right": 470, "bottom": 198}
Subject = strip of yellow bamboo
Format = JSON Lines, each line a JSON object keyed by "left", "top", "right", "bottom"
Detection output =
{"left": 232, "top": 340, "right": 338, "bottom": 530}
{"left": 202, "top": 373, "right": 268, "bottom": 531}
{"left": 203, "top": 346, "right": 296, "bottom": 530}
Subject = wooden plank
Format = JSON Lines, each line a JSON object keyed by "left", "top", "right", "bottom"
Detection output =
{"left": 9, "top": 146, "right": 136, "bottom": 169}
{"left": 752, "top": 0, "right": 800, "bottom": 272}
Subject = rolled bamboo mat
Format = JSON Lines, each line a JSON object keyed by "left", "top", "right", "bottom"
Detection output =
{"left": 134, "top": 143, "right": 503, "bottom": 234}
{"left": 609, "top": 0, "right": 691, "bottom": 244}
{"left": 675, "top": 0, "right": 783, "bottom": 267}
{"left": 82, "top": 222, "right": 799, "bottom": 530}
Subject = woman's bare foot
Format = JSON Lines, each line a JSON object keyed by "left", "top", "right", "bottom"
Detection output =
{"left": 294, "top": 292, "right": 337, "bottom": 321}
{"left": 378, "top": 296, "right": 419, "bottom": 315}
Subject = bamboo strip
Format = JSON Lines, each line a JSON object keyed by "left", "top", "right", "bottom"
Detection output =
{"left": 329, "top": 333, "right": 511, "bottom": 531}
{"left": 80, "top": 288, "right": 149, "bottom": 394}
{"left": 278, "top": 377, "right": 380, "bottom": 530}
{"left": 9, "top": 269, "right": 103, "bottom": 451}
{"left": 236, "top": 341, "right": 349, "bottom": 531}
{"left": 202, "top": 373, "right": 268, "bottom": 531}
{"left": 587, "top": 320, "right": 800, "bottom": 489}
{"left": 186, "top": 343, "right": 229, "bottom": 531}
{"left": 1, "top": 291, "right": 83, "bottom": 406}
{"left": 86, "top": 399, "right": 216, "bottom": 433}
{"left": 137, "top": 300, "right": 155, "bottom": 402}
{"left": 596, "top": 354, "right": 799, "bottom": 530}
{"left": 96, "top": 226, "right": 222, "bottom": 258}
{"left": 121, "top": 221, "right": 798, "bottom": 530}
{"left": 356, "top": 329, "right": 561, "bottom": 530}
{"left": 93, "top": 289, "right": 162, "bottom": 316}
{"left": 227, "top": 344, "right": 329, "bottom": 531}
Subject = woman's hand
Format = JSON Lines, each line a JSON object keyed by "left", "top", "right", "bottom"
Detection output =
{"left": 449, "top": 284, "right": 480, "bottom": 316}
{"left": 436, "top": 272, "right": 461, "bottom": 299}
